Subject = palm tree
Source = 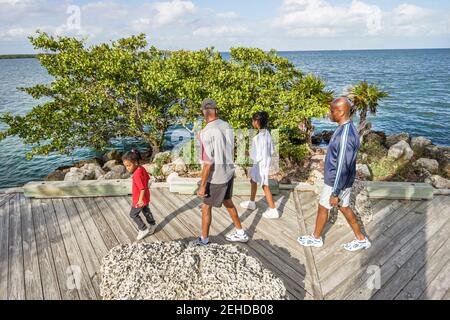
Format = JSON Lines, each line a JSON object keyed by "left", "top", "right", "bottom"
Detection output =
{"left": 347, "top": 81, "right": 389, "bottom": 132}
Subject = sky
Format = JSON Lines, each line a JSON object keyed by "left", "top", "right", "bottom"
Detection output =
{"left": 1, "top": 0, "right": 449, "bottom": 54}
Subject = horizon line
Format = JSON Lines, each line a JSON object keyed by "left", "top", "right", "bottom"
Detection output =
{"left": 1, "top": 47, "right": 450, "bottom": 56}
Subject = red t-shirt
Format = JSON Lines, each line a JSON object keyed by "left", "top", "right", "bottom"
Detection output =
{"left": 132, "top": 166, "right": 150, "bottom": 208}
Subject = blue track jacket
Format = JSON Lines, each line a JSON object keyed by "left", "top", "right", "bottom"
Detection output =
{"left": 324, "top": 120, "right": 360, "bottom": 196}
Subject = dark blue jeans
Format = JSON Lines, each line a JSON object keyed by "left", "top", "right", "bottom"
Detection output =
{"left": 129, "top": 205, "right": 155, "bottom": 231}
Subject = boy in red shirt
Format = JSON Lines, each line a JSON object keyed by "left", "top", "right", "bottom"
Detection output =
{"left": 122, "top": 149, "right": 156, "bottom": 241}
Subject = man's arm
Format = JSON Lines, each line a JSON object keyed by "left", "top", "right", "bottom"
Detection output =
{"left": 198, "top": 162, "right": 212, "bottom": 197}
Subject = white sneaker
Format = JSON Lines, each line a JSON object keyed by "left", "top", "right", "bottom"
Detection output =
{"left": 342, "top": 237, "right": 371, "bottom": 252}
{"left": 136, "top": 228, "right": 150, "bottom": 241}
{"left": 262, "top": 208, "right": 279, "bottom": 219}
{"left": 297, "top": 234, "right": 324, "bottom": 248}
{"left": 226, "top": 230, "right": 249, "bottom": 243}
{"left": 240, "top": 201, "right": 256, "bottom": 211}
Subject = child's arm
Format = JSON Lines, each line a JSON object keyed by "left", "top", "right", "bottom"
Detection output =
{"left": 137, "top": 189, "right": 146, "bottom": 208}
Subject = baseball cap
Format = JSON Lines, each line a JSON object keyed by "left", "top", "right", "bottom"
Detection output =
{"left": 201, "top": 99, "right": 218, "bottom": 111}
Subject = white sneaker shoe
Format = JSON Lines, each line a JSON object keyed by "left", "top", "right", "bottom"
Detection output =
{"left": 342, "top": 237, "right": 371, "bottom": 251}
{"left": 297, "top": 234, "right": 324, "bottom": 248}
{"left": 226, "top": 230, "right": 249, "bottom": 243}
{"left": 136, "top": 228, "right": 150, "bottom": 241}
{"left": 240, "top": 201, "right": 257, "bottom": 211}
{"left": 262, "top": 208, "right": 279, "bottom": 219}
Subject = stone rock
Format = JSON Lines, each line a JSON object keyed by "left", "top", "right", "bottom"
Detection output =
{"left": 414, "top": 158, "right": 439, "bottom": 174}
{"left": 321, "top": 130, "right": 334, "bottom": 144}
{"left": 153, "top": 151, "right": 172, "bottom": 164}
{"left": 75, "top": 158, "right": 104, "bottom": 168}
{"left": 161, "top": 164, "right": 174, "bottom": 176}
{"left": 81, "top": 163, "right": 105, "bottom": 180}
{"left": 121, "top": 172, "right": 131, "bottom": 179}
{"left": 100, "top": 171, "right": 122, "bottom": 180}
{"left": 64, "top": 167, "right": 88, "bottom": 181}
{"left": 279, "top": 176, "right": 291, "bottom": 184}
{"left": 386, "top": 132, "right": 410, "bottom": 148}
{"left": 45, "top": 170, "right": 66, "bottom": 181}
{"left": 356, "top": 164, "right": 372, "bottom": 180}
{"left": 234, "top": 166, "right": 247, "bottom": 180}
{"left": 365, "top": 131, "right": 386, "bottom": 146}
{"left": 111, "top": 165, "right": 126, "bottom": 175}
{"left": 442, "top": 162, "right": 450, "bottom": 179}
{"left": 103, "top": 149, "right": 123, "bottom": 162}
{"left": 143, "top": 163, "right": 158, "bottom": 176}
{"left": 411, "top": 136, "right": 432, "bottom": 155}
{"left": 311, "top": 154, "right": 326, "bottom": 161}
{"left": 173, "top": 158, "right": 187, "bottom": 174}
{"left": 103, "top": 160, "right": 118, "bottom": 171}
{"left": 425, "top": 175, "right": 450, "bottom": 189}
{"left": 388, "top": 140, "right": 414, "bottom": 161}
{"left": 311, "top": 135, "right": 321, "bottom": 145}
{"left": 308, "top": 169, "right": 324, "bottom": 184}
{"left": 100, "top": 242, "right": 287, "bottom": 300}
{"left": 166, "top": 172, "right": 180, "bottom": 183}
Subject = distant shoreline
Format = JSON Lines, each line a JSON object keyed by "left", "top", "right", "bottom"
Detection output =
{"left": 1, "top": 48, "right": 449, "bottom": 58}
{"left": 0, "top": 54, "right": 37, "bottom": 60}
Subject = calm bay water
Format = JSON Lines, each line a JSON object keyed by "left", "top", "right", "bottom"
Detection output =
{"left": 0, "top": 49, "right": 449, "bottom": 187}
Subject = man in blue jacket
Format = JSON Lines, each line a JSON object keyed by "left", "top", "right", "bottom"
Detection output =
{"left": 298, "top": 97, "right": 371, "bottom": 251}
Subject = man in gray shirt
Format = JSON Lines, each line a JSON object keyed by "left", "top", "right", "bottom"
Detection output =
{"left": 191, "top": 99, "right": 249, "bottom": 246}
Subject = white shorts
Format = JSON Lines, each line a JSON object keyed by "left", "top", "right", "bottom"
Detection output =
{"left": 319, "top": 185, "right": 352, "bottom": 210}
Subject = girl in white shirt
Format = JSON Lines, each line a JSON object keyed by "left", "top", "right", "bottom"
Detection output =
{"left": 240, "top": 112, "right": 279, "bottom": 219}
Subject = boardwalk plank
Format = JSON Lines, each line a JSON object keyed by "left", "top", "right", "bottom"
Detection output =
{"left": 30, "top": 199, "right": 61, "bottom": 300}
{"left": 8, "top": 194, "right": 25, "bottom": 299}
{"left": 81, "top": 198, "right": 119, "bottom": 250}
{"left": 40, "top": 199, "right": 79, "bottom": 300}
{"left": 322, "top": 196, "right": 447, "bottom": 298}
{"left": 52, "top": 199, "right": 98, "bottom": 299}
{"left": 61, "top": 198, "right": 102, "bottom": 298}
{"left": 0, "top": 196, "right": 10, "bottom": 299}
{"left": 19, "top": 194, "right": 43, "bottom": 300}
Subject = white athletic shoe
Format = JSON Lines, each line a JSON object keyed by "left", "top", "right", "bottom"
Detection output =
{"left": 342, "top": 237, "right": 371, "bottom": 252}
{"left": 226, "top": 230, "right": 249, "bottom": 243}
{"left": 240, "top": 201, "right": 257, "bottom": 211}
{"left": 136, "top": 228, "right": 150, "bottom": 241}
{"left": 262, "top": 208, "right": 280, "bottom": 219}
{"left": 297, "top": 234, "right": 324, "bottom": 248}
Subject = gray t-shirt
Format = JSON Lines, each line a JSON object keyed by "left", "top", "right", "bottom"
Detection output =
{"left": 200, "top": 119, "right": 236, "bottom": 184}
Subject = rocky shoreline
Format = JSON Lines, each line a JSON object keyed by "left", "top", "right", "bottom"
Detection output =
{"left": 43, "top": 130, "right": 450, "bottom": 190}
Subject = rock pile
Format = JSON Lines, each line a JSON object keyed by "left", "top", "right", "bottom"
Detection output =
{"left": 100, "top": 242, "right": 287, "bottom": 300}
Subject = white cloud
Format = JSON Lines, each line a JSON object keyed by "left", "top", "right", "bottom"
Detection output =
{"left": 273, "top": 0, "right": 383, "bottom": 37}
{"left": 216, "top": 11, "right": 240, "bottom": 19}
{"left": 273, "top": 0, "right": 450, "bottom": 38}
{"left": 153, "top": 0, "right": 195, "bottom": 26}
{"left": 193, "top": 25, "right": 249, "bottom": 37}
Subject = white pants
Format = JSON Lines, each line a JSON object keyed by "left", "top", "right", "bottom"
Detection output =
{"left": 319, "top": 185, "right": 352, "bottom": 210}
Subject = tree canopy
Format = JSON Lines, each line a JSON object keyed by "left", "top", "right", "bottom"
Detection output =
{"left": 0, "top": 32, "right": 334, "bottom": 161}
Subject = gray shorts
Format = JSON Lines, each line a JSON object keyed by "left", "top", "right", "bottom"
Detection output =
{"left": 203, "top": 178, "right": 234, "bottom": 208}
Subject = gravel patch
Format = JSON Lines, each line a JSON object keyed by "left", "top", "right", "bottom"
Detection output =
{"left": 100, "top": 241, "right": 287, "bottom": 300}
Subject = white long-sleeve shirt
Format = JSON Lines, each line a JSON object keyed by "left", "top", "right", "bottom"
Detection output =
{"left": 250, "top": 129, "right": 274, "bottom": 186}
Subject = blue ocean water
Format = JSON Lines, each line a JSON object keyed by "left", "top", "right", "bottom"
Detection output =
{"left": 0, "top": 49, "right": 449, "bottom": 187}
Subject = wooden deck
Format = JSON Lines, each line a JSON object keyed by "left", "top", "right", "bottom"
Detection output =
{"left": 0, "top": 188, "right": 449, "bottom": 300}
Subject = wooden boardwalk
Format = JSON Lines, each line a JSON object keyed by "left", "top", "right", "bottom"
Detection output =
{"left": 0, "top": 188, "right": 449, "bottom": 300}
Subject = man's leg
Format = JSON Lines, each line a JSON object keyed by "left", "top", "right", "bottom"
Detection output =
{"left": 201, "top": 203, "right": 212, "bottom": 239}
{"left": 340, "top": 206, "right": 365, "bottom": 240}
{"left": 223, "top": 199, "right": 243, "bottom": 230}
{"left": 313, "top": 204, "right": 329, "bottom": 239}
